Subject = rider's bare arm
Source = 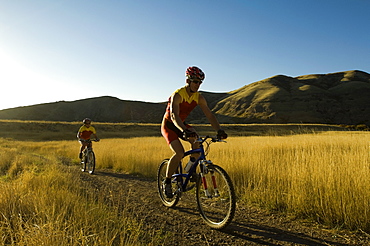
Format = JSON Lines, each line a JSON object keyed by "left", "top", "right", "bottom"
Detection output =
{"left": 198, "top": 95, "right": 222, "bottom": 132}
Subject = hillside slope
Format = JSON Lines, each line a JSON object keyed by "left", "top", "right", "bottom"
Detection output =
{"left": 0, "top": 70, "right": 369, "bottom": 124}
{"left": 0, "top": 96, "right": 167, "bottom": 123}
{"left": 213, "top": 70, "right": 370, "bottom": 124}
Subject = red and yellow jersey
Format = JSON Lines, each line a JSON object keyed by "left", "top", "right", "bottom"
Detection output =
{"left": 78, "top": 125, "right": 96, "bottom": 140}
{"left": 164, "top": 86, "right": 200, "bottom": 122}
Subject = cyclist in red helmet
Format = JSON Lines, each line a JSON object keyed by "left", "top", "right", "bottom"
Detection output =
{"left": 77, "top": 118, "right": 100, "bottom": 159}
{"left": 161, "top": 66, "right": 227, "bottom": 198}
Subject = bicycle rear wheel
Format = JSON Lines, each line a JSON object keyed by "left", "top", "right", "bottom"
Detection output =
{"left": 196, "top": 164, "right": 236, "bottom": 229}
{"left": 157, "top": 159, "right": 180, "bottom": 207}
{"left": 86, "top": 151, "right": 96, "bottom": 174}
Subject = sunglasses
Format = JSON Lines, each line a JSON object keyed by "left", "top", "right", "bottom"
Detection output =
{"left": 190, "top": 79, "right": 203, "bottom": 85}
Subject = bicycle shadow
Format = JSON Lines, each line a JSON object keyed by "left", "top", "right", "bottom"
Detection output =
{"left": 220, "top": 221, "right": 349, "bottom": 246}
{"left": 168, "top": 206, "right": 348, "bottom": 245}
{"left": 93, "top": 170, "right": 351, "bottom": 245}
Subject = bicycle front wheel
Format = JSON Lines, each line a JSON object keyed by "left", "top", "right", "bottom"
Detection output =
{"left": 196, "top": 164, "right": 236, "bottom": 229}
{"left": 86, "top": 151, "right": 96, "bottom": 174}
{"left": 81, "top": 157, "right": 86, "bottom": 172}
{"left": 157, "top": 159, "right": 180, "bottom": 207}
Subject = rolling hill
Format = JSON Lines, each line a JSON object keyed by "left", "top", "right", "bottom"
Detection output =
{"left": 212, "top": 70, "right": 370, "bottom": 124}
{"left": 0, "top": 96, "right": 166, "bottom": 123}
{"left": 0, "top": 70, "right": 369, "bottom": 125}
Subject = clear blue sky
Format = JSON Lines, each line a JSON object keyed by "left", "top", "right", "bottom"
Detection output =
{"left": 1, "top": 0, "right": 369, "bottom": 110}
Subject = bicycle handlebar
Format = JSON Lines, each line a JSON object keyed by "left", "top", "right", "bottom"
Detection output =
{"left": 196, "top": 135, "right": 227, "bottom": 143}
{"left": 79, "top": 139, "right": 100, "bottom": 143}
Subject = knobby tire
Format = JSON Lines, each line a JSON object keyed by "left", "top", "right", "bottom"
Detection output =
{"left": 157, "top": 159, "right": 180, "bottom": 207}
{"left": 86, "top": 151, "right": 96, "bottom": 174}
{"left": 81, "top": 158, "right": 86, "bottom": 172}
{"left": 196, "top": 164, "right": 236, "bottom": 229}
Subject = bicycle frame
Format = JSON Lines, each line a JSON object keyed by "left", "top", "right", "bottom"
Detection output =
{"left": 87, "top": 146, "right": 93, "bottom": 152}
{"left": 80, "top": 139, "right": 98, "bottom": 174}
{"left": 158, "top": 135, "right": 235, "bottom": 229}
{"left": 84, "top": 147, "right": 92, "bottom": 158}
{"left": 171, "top": 137, "right": 218, "bottom": 194}
{"left": 82, "top": 139, "right": 97, "bottom": 154}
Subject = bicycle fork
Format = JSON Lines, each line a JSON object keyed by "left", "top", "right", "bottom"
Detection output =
{"left": 200, "top": 161, "right": 220, "bottom": 198}
{"left": 82, "top": 149, "right": 88, "bottom": 163}
{"left": 83, "top": 148, "right": 93, "bottom": 162}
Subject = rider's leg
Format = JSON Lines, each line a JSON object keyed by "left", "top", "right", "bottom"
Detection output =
{"left": 164, "top": 139, "right": 184, "bottom": 198}
{"left": 166, "top": 139, "right": 184, "bottom": 178}
{"left": 79, "top": 142, "right": 88, "bottom": 159}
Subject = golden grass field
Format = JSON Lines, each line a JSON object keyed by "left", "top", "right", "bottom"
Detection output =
{"left": 0, "top": 120, "right": 369, "bottom": 244}
{"left": 0, "top": 140, "right": 164, "bottom": 245}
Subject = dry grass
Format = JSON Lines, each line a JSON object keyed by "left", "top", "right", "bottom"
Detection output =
{"left": 0, "top": 139, "right": 162, "bottom": 245}
{"left": 95, "top": 137, "right": 172, "bottom": 176}
{"left": 84, "top": 131, "right": 369, "bottom": 231}
{"left": 208, "top": 131, "right": 370, "bottom": 230}
{"left": 1, "top": 120, "right": 369, "bottom": 234}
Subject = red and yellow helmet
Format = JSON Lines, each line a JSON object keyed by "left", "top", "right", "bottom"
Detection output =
{"left": 186, "top": 66, "right": 205, "bottom": 81}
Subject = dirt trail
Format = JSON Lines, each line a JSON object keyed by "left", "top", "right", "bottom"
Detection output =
{"left": 79, "top": 169, "right": 368, "bottom": 246}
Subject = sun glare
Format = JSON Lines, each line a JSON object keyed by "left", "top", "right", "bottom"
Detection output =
{"left": 0, "top": 48, "right": 102, "bottom": 110}
{"left": 0, "top": 49, "right": 55, "bottom": 109}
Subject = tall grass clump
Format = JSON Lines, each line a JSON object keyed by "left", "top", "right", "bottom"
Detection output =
{"left": 94, "top": 137, "right": 172, "bottom": 177}
{"left": 0, "top": 139, "right": 163, "bottom": 245}
{"left": 207, "top": 131, "right": 370, "bottom": 231}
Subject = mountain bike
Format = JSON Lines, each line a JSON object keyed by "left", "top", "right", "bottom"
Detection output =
{"left": 80, "top": 139, "right": 99, "bottom": 174}
{"left": 157, "top": 136, "right": 236, "bottom": 230}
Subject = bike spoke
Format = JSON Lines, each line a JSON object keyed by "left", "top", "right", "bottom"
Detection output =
{"left": 86, "top": 151, "right": 95, "bottom": 174}
{"left": 196, "top": 165, "right": 236, "bottom": 229}
{"left": 81, "top": 159, "right": 86, "bottom": 172}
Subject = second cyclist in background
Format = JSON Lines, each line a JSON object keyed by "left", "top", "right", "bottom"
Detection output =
{"left": 160, "top": 66, "right": 227, "bottom": 198}
{"left": 77, "top": 118, "right": 100, "bottom": 159}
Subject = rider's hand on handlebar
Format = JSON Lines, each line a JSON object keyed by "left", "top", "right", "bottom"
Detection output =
{"left": 217, "top": 129, "right": 228, "bottom": 139}
{"left": 183, "top": 129, "right": 197, "bottom": 139}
